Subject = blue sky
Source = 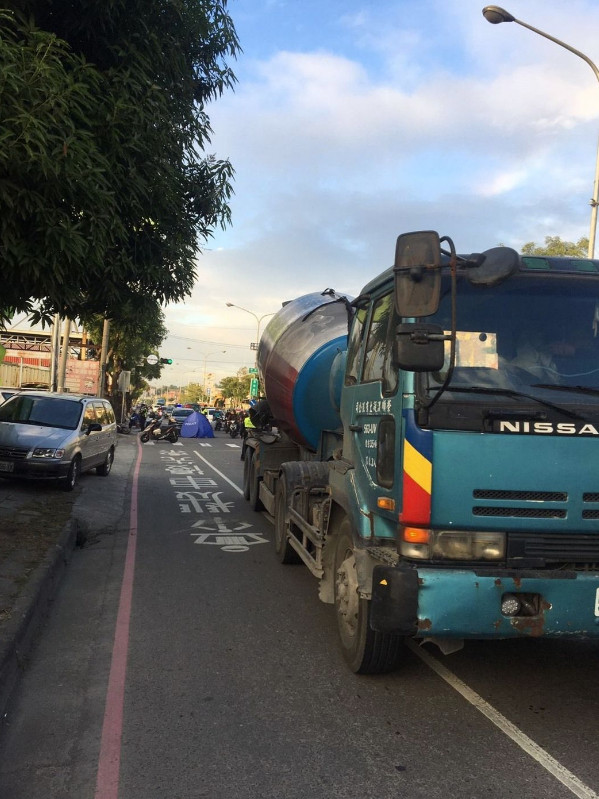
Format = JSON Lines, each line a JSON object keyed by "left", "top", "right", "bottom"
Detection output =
{"left": 161, "top": 0, "right": 599, "bottom": 388}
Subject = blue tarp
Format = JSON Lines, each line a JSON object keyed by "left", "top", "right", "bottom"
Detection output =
{"left": 180, "top": 411, "right": 215, "bottom": 438}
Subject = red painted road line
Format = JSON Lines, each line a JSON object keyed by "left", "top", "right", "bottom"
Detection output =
{"left": 94, "top": 438, "right": 143, "bottom": 799}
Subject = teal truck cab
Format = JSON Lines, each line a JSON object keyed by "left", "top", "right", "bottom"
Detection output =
{"left": 243, "top": 231, "right": 599, "bottom": 673}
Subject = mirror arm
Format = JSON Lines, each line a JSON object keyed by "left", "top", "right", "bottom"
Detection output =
{"left": 422, "top": 238, "right": 458, "bottom": 411}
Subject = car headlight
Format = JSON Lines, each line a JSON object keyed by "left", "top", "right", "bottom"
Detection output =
{"left": 32, "top": 448, "right": 65, "bottom": 459}
{"left": 400, "top": 528, "right": 505, "bottom": 561}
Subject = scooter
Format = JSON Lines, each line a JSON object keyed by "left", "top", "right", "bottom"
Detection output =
{"left": 228, "top": 420, "right": 240, "bottom": 438}
{"left": 140, "top": 417, "right": 179, "bottom": 443}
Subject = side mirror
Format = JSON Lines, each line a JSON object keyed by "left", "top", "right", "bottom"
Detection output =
{"left": 393, "top": 231, "right": 442, "bottom": 317}
{"left": 467, "top": 246, "right": 520, "bottom": 286}
{"left": 394, "top": 323, "right": 446, "bottom": 372}
{"left": 86, "top": 422, "right": 102, "bottom": 434}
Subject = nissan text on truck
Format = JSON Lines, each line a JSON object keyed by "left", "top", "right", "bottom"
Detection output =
{"left": 242, "top": 230, "right": 599, "bottom": 674}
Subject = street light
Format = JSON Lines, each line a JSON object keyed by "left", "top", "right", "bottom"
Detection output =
{"left": 225, "top": 303, "right": 276, "bottom": 367}
{"left": 483, "top": 6, "right": 599, "bottom": 258}
{"left": 201, "top": 350, "right": 226, "bottom": 390}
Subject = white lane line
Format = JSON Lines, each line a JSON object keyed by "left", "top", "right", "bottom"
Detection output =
{"left": 193, "top": 451, "right": 243, "bottom": 495}
{"left": 407, "top": 640, "right": 599, "bottom": 799}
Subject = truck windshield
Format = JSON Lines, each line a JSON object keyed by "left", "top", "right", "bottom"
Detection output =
{"left": 418, "top": 271, "right": 599, "bottom": 415}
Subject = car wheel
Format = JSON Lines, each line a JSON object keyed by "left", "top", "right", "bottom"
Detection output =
{"left": 63, "top": 455, "right": 81, "bottom": 491}
{"left": 96, "top": 448, "right": 114, "bottom": 476}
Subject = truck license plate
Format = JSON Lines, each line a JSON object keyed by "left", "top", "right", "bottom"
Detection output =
{"left": 0, "top": 461, "right": 14, "bottom": 473}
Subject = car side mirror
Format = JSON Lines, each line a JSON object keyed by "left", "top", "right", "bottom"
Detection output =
{"left": 86, "top": 423, "right": 102, "bottom": 434}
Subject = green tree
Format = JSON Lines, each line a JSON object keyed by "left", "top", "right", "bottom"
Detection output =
{"left": 179, "top": 382, "right": 203, "bottom": 406}
{"left": 217, "top": 368, "right": 251, "bottom": 406}
{"left": 0, "top": 3, "right": 239, "bottom": 325}
{"left": 521, "top": 236, "right": 589, "bottom": 257}
{"left": 84, "top": 301, "right": 168, "bottom": 409}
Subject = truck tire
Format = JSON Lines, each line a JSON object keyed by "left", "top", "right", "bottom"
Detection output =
{"left": 334, "top": 520, "right": 404, "bottom": 674}
{"left": 248, "top": 451, "right": 263, "bottom": 511}
{"left": 242, "top": 448, "right": 252, "bottom": 500}
{"left": 274, "top": 475, "right": 301, "bottom": 564}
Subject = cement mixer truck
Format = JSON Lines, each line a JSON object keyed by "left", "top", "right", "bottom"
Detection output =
{"left": 242, "top": 230, "right": 599, "bottom": 674}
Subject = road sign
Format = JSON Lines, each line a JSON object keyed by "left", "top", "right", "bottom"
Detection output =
{"left": 248, "top": 367, "right": 258, "bottom": 374}
{"left": 250, "top": 378, "right": 259, "bottom": 397}
{"left": 146, "top": 354, "right": 158, "bottom": 365}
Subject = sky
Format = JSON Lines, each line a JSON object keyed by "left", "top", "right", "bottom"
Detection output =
{"left": 159, "top": 0, "right": 599, "bottom": 390}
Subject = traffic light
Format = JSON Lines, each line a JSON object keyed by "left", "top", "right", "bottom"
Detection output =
{"left": 160, "top": 358, "right": 173, "bottom": 364}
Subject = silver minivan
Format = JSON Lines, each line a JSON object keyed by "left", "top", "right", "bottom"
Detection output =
{"left": 0, "top": 392, "right": 118, "bottom": 490}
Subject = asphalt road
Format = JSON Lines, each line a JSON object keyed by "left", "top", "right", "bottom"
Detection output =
{"left": 0, "top": 434, "right": 598, "bottom": 799}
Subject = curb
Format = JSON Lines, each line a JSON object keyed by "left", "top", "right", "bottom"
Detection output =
{"left": 0, "top": 517, "right": 79, "bottom": 720}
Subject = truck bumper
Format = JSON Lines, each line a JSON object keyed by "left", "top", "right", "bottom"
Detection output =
{"left": 370, "top": 565, "right": 599, "bottom": 639}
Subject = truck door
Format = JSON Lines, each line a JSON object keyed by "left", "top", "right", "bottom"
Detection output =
{"left": 343, "top": 291, "right": 400, "bottom": 542}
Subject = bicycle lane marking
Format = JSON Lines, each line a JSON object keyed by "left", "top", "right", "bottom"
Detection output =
{"left": 94, "top": 435, "right": 143, "bottom": 799}
{"left": 407, "top": 640, "right": 599, "bottom": 799}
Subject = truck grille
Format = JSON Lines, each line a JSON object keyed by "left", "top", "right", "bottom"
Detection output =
{"left": 0, "top": 445, "right": 28, "bottom": 461}
{"left": 473, "top": 489, "right": 567, "bottom": 502}
{"left": 472, "top": 488, "right": 599, "bottom": 521}
{"left": 508, "top": 532, "right": 599, "bottom": 565}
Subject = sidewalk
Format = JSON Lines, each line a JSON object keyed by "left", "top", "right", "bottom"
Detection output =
{"left": 0, "top": 433, "right": 138, "bottom": 718}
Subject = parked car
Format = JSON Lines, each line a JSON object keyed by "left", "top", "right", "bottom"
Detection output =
{"left": 0, "top": 392, "right": 118, "bottom": 490}
{"left": 203, "top": 408, "right": 224, "bottom": 428}
{"left": 0, "top": 388, "right": 17, "bottom": 405}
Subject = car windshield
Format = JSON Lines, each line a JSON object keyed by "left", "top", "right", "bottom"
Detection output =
{"left": 0, "top": 395, "right": 82, "bottom": 429}
{"left": 173, "top": 409, "right": 194, "bottom": 417}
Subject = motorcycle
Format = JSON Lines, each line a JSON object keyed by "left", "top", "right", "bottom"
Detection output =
{"left": 228, "top": 420, "right": 240, "bottom": 438}
{"left": 140, "top": 417, "right": 179, "bottom": 443}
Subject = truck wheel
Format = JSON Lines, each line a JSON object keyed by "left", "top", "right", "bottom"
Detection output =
{"left": 334, "top": 521, "right": 403, "bottom": 674}
{"left": 248, "top": 451, "right": 263, "bottom": 512}
{"left": 242, "top": 449, "right": 252, "bottom": 500}
{"left": 274, "top": 476, "right": 301, "bottom": 564}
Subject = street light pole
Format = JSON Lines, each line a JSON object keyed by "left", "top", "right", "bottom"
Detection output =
{"left": 201, "top": 350, "right": 226, "bottom": 400}
{"left": 482, "top": 6, "right": 599, "bottom": 258}
{"left": 225, "top": 303, "right": 275, "bottom": 369}
{"left": 226, "top": 302, "right": 276, "bottom": 401}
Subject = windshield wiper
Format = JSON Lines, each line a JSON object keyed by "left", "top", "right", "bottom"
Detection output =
{"left": 444, "top": 386, "right": 583, "bottom": 419}
{"left": 532, "top": 383, "right": 599, "bottom": 396}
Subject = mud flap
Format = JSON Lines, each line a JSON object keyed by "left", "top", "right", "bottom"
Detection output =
{"left": 370, "top": 564, "right": 419, "bottom": 635}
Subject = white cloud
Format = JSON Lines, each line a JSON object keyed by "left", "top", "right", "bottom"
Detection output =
{"left": 160, "top": 0, "right": 599, "bottom": 386}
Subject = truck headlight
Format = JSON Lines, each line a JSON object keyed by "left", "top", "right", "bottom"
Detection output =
{"left": 32, "top": 448, "right": 65, "bottom": 459}
{"left": 400, "top": 528, "right": 505, "bottom": 561}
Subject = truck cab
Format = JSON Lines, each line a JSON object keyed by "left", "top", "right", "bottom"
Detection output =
{"left": 244, "top": 231, "right": 599, "bottom": 675}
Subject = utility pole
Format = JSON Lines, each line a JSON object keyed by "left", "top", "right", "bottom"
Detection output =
{"left": 56, "top": 318, "right": 71, "bottom": 393}
{"left": 98, "top": 318, "right": 110, "bottom": 397}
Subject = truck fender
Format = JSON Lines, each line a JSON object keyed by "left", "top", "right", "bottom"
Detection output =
{"left": 318, "top": 505, "right": 376, "bottom": 605}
